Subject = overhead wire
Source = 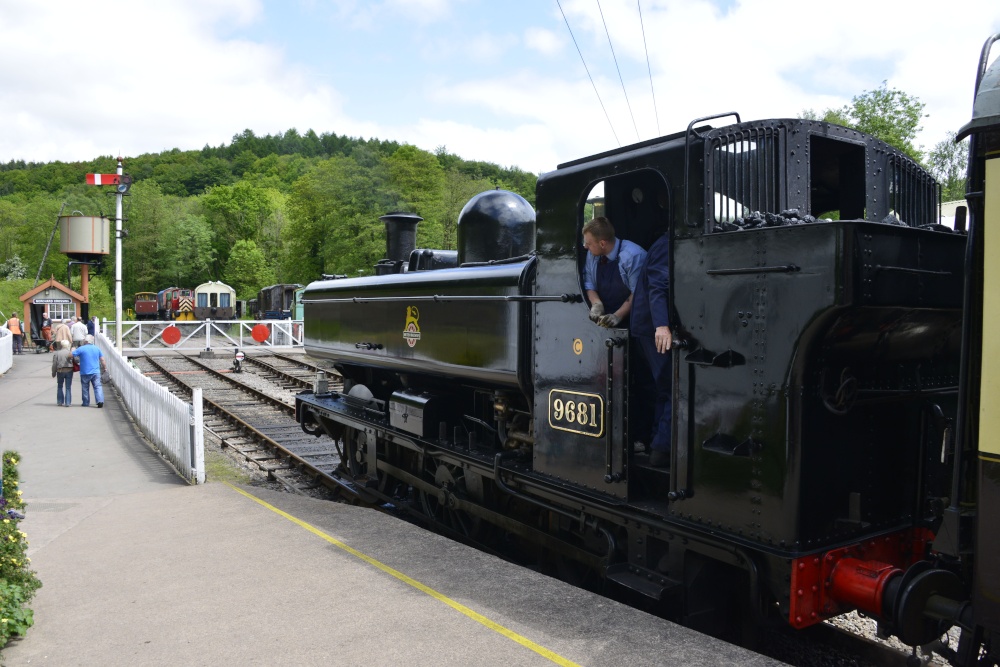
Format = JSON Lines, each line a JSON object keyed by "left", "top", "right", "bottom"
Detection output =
{"left": 555, "top": 0, "right": 621, "bottom": 147}
{"left": 596, "top": 0, "right": 640, "bottom": 142}
{"left": 637, "top": 0, "right": 660, "bottom": 137}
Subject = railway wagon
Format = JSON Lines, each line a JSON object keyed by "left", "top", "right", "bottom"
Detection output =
{"left": 293, "top": 286, "right": 305, "bottom": 321}
{"left": 193, "top": 281, "right": 236, "bottom": 320}
{"left": 256, "top": 283, "right": 302, "bottom": 319}
{"left": 156, "top": 287, "right": 194, "bottom": 321}
{"left": 294, "top": 35, "right": 1000, "bottom": 665}
{"left": 133, "top": 292, "right": 157, "bottom": 320}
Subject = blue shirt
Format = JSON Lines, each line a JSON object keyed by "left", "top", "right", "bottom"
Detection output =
{"left": 73, "top": 343, "right": 104, "bottom": 376}
{"left": 582, "top": 238, "right": 646, "bottom": 293}
{"left": 631, "top": 234, "right": 671, "bottom": 337}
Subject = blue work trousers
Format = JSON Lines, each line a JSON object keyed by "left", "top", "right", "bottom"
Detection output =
{"left": 636, "top": 336, "right": 672, "bottom": 452}
{"left": 79, "top": 373, "right": 104, "bottom": 407}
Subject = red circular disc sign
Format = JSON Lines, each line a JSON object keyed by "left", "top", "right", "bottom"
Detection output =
{"left": 251, "top": 324, "right": 270, "bottom": 343}
{"left": 161, "top": 325, "right": 181, "bottom": 346}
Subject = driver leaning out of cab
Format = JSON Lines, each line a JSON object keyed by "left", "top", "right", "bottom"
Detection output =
{"left": 581, "top": 217, "right": 647, "bottom": 328}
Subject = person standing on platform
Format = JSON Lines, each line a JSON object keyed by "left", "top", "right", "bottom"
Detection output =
{"left": 71, "top": 317, "right": 87, "bottom": 348}
{"left": 73, "top": 335, "right": 107, "bottom": 408}
{"left": 87, "top": 316, "right": 96, "bottom": 338}
{"left": 51, "top": 340, "right": 75, "bottom": 407}
{"left": 631, "top": 232, "right": 673, "bottom": 468}
{"left": 40, "top": 311, "right": 52, "bottom": 352}
{"left": 53, "top": 319, "right": 72, "bottom": 352}
{"left": 581, "top": 217, "right": 646, "bottom": 329}
{"left": 6, "top": 312, "right": 23, "bottom": 355}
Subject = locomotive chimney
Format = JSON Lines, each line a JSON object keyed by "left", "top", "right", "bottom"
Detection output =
{"left": 376, "top": 212, "right": 422, "bottom": 275}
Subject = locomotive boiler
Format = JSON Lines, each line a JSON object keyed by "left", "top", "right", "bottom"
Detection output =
{"left": 295, "top": 36, "right": 1000, "bottom": 663}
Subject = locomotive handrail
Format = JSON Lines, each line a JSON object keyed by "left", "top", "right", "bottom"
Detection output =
{"left": 871, "top": 265, "right": 953, "bottom": 277}
{"left": 301, "top": 294, "right": 584, "bottom": 304}
{"left": 705, "top": 264, "right": 800, "bottom": 276}
{"left": 684, "top": 111, "right": 741, "bottom": 228}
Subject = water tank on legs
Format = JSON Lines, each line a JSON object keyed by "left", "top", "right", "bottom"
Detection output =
{"left": 58, "top": 216, "right": 111, "bottom": 261}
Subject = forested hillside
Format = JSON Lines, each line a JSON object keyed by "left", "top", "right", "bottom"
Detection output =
{"left": 0, "top": 128, "right": 538, "bottom": 317}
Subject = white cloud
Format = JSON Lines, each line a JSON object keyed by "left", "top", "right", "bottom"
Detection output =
{"left": 547, "top": 0, "right": 1000, "bottom": 157}
{"left": 0, "top": 1, "right": 362, "bottom": 162}
{"left": 523, "top": 27, "right": 563, "bottom": 56}
{"left": 1, "top": 0, "right": 998, "bottom": 175}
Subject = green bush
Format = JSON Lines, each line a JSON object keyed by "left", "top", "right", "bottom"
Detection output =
{"left": 0, "top": 452, "right": 42, "bottom": 649}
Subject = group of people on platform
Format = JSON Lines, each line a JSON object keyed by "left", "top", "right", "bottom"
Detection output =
{"left": 582, "top": 217, "right": 672, "bottom": 468}
{"left": 4, "top": 310, "right": 107, "bottom": 408}
{"left": 50, "top": 335, "right": 108, "bottom": 408}
{"left": 5, "top": 311, "right": 96, "bottom": 355}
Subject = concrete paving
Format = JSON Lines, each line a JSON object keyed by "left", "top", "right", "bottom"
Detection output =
{"left": 0, "top": 351, "right": 783, "bottom": 666}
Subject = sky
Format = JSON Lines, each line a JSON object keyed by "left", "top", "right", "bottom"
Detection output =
{"left": 1, "top": 0, "right": 998, "bottom": 175}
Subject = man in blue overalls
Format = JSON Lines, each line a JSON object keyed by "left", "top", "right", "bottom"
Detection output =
{"left": 581, "top": 217, "right": 646, "bottom": 329}
{"left": 631, "top": 233, "right": 672, "bottom": 467}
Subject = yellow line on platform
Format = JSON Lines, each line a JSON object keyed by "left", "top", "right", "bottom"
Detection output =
{"left": 225, "top": 482, "right": 582, "bottom": 667}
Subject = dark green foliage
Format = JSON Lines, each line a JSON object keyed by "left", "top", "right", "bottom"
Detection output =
{"left": 0, "top": 451, "right": 43, "bottom": 650}
{"left": 224, "top": 240, "right": 275, "bottom": 300}
{"left": 800, "top": 82, "right": 927, "bottom": 162}
{"left": 928, "top": 131, "right": 969, "bottom": 202}
{"left": 0, "top": 128, "right": 538, "bottom": 314}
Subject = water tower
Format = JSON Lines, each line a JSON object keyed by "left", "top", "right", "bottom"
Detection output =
{"left": 59, "top": 215, "right": 110, "bottom": 318}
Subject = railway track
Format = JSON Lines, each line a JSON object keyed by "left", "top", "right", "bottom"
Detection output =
{"left": 135, "top": 352, "right": 356, "bottom": 499}
{"left": 239, "top": 350, "right": 325, "bottom": 390}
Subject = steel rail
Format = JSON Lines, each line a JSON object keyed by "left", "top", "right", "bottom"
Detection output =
{"left": 240, "top": 354, "right": 320, "bottom": 390}
{"left": 141, "top": 354, "right": 353, "bottom": 497}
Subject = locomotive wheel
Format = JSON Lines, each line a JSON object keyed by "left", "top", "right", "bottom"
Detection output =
{"left": 419, "top": 458, "right": 478, "bottom": 537}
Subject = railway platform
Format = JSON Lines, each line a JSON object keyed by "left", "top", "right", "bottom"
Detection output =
{"left": 0, "top": 351, "right": 781, "bottom": 666}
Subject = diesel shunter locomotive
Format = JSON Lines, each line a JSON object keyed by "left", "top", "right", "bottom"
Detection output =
{"left": 296, "top": 35, "right": 1000, "bottom": 663}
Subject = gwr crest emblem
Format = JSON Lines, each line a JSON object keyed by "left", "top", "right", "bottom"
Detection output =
{"left": 403, "top": 305, "right": 421, "bottom": 347}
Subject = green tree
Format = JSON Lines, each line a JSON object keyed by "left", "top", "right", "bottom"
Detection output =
{"left": 799, "top": 107, "right": 851, "bottom": 126}
{"left": 223, "top": 239, "right": 275, "bottom": 300}
{"left": 928, "top": 131, "right": 970, "bottom": 202}
{"left": 154, "top": 214, "right": 216, "bottom": 286}
{"left": 282, "top": 155, "right": 396, "bottom": 281}
{"left": 803, "top": 82, "right": 926, "bottom": 161}
{"left": 0, "top": 254, "right": 27, "bottom": 280}
{"left": 441, "top": 171, "right": 494, "bottom": 249}
{"left": 387, "top": 145, "right": 446, "bottom": 249}
{"left": 121, "top": 181, "right": 172, "bottom": 295}
{"left": 201, "top": 181, "right": 287, "bottom": 270}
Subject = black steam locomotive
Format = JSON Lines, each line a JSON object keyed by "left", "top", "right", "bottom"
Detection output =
{"left": 296, "top": 35, "right": 1000, "bottom": 663}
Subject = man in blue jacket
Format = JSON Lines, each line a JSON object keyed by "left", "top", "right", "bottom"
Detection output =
{"left": 73, "top": 335, "right": 108, "bottom": 408}
{"left": 630, "top": 233, "right": 672, "bottom": 467}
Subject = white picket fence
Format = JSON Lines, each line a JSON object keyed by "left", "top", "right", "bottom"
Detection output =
{"left": 0, "top": 325, "right": 11, "bottom": 375}
{"left": 97, "top": 331, "right": 205, "bottom": 483}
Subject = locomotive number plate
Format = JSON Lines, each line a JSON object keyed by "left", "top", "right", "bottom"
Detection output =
{"left": 548, "top": 389, "right": 604, "bottom": 438}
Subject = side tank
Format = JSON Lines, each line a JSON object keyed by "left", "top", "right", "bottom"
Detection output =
{"left": 303, "top": 190, "right": 537, "bottom": 394}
